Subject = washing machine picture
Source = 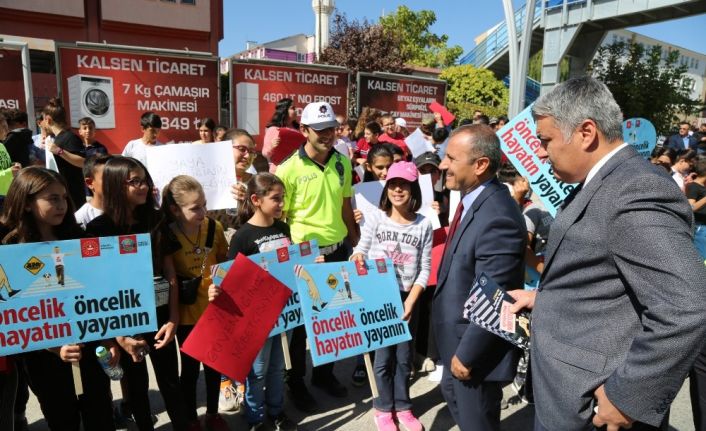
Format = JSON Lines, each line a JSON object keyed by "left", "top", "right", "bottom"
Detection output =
{"left": 68, "top": 74, "right": 116, "bottom": 129}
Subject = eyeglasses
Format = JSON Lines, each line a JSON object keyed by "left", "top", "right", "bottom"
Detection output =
{"left": 233, "top": 145, "right": 254, "bottom": 154}
{"left": 126, "top": 178, "right": 148, "bottom": 187}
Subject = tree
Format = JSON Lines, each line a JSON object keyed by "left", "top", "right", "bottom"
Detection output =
{"left": 590, "top": 41, "right": 702, "bottom": 135}
{"left": 379, "top": 6, "right": 463, "bottom": 69}
{"left": 319, "top": 13, "right": 408, "bottom": 75}
{"left": 318, "top": 13, "right": 408, "bottom": 115}
{"left": 439, "top": 65, "right": 509, "bottom": 120}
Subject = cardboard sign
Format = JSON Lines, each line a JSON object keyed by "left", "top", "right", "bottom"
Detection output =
{"left": 295, "top": 259, "right": 411, "bottom": 366}
{"left": 0, "top": 235, "right": 157, "bottom": 355}
{"left": 429, "top": 101, "right": 455, "bottom": 126}
{"left": 623, "top": 117, "right": 656, "bottom": 159}
{"left": 145, "top": 141, "right": 237, "bottom": 210}
{"left": 496, "top": 105, "right": 577, "bottom": 216}
{"left": 57, "top": 45, "right": 219, "bottom": 154}
{"left": 268, "top": 127, "right": 306, "bottom": 165}
{"left": 357, "top": 72, "right": 447, "bottom": 131}
{"left": 231, "top": 61, "right": 349, "bottom": 149}
{"left": 181, "top": 254, "right": 291, "bottom": 382}
{"left": 211, "top": 241, "right": 320, "bottom": 337}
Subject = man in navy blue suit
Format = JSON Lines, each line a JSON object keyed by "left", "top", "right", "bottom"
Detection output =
{"left": 433, "top": 124, "right": 526, "bottom": 430}
{"left": 665, "top": 122, "right": 697, "bottom": 151}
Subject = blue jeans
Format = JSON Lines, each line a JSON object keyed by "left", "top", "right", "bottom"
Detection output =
{"left": 694, "top": 224, "right": 706, "bottom": 261}
{"left": 372, "top": 291, "right": 413, "bottom": 412}
{"left": 245, "top": 335, "right": 286, "bottom": 425}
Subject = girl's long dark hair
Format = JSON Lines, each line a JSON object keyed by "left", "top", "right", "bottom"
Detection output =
{"left": 0, "top": 167, "right": 81, "bottom": 243}
{"left": 101, "top": 156, "right": 161, "bottom": 231}
{"left": 238, "top": 173, "right": 285, "bottom": 226}
{"left": 363, "top": 144, "right": 393, "bottom": 182}
{"left": 266, "top": 98, "right": 299, "bottom": 129}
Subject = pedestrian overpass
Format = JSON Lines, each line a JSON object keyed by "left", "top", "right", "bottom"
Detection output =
{"left": 460, "top": 0, "right": 706, "bottom": 97}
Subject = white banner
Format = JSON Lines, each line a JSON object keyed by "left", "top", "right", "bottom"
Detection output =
{"left": 146, "top": 142, "right": 237, "bottom": 210}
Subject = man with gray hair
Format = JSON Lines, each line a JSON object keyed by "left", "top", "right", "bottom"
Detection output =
{"left": 434, "top": 124, "right": 526, "bottom": 430}
{"left": 509, "top": 76, "right": 706, "bottom": 430}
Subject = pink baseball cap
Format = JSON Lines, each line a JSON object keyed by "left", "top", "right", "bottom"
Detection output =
{"left": 386, "top": 161, "right": 418, "bottom": 182}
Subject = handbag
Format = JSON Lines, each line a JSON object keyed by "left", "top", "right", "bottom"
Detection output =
{"left": 178, "top": 218, "right": 216, "bottom": 305}
{"left": 153, "top": 276, "right": 171, "bottom": 307}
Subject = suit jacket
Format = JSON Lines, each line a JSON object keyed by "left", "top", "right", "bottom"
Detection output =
{"left": 532, "top": 145, "right": 706, "bottom": 430}
{"left": 665, "top": 133, "right": 697, "bottom": 151}
{"left": 432, "top": 178, "right": 526, "bottom": 382}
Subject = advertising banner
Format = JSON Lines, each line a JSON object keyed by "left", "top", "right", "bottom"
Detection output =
{"left": 211, "top": 240, "right": 320, "bottom": 337}
{"left": 623, "top": 117, "right": 656, "bottom": 159}
{"left": 181, "top": 254, "right": 291, "bottom": 382}
{"left": 497, "top": 105, "right": 576, "bottom": 216}
{"left": 295, "top": 259, "right": 411, "bottom": 366}
{"left": 0, "top": 48, "right": 26, "bottom": 112}
{"left": 145, "top": 141, "right": 237, "bottom": 210}
{"left": 357, "top": 72, "right": 447, "bottom": 130}
{"left": 0, "top": 234, "right": 157, "bottom": 356}
{"left": 231, "top": 61, "right": 349, "bottom": 148}
{"left": 56, "top": 45, "right": 219, "bottom": 154}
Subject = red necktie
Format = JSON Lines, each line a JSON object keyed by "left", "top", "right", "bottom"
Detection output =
{"left": 441, "top": 201, "right": 464, "bottom": 269}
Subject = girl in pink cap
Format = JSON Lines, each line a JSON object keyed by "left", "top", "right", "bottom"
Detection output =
{"left": 350, "top": 161, "right": 432, "bottom": 431}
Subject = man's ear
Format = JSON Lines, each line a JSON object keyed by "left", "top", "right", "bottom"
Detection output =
{"left": 578, "top": 119, "right": 599, "bottom": 150}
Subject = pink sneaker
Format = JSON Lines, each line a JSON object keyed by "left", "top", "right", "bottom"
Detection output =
{"left": 374, "top": 410, "right": 398, "bottom": 431}
{"left": 396, "top": 410, "right": 423, "bottom": 431}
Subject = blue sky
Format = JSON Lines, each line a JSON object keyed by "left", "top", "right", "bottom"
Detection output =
{"left": 218, "top": 1, "right": 706, "bottom": 59}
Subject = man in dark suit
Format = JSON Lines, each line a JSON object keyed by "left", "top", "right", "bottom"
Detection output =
{"left": 665, "top": 122, "right": 697, "bottom": 151}
{"left": 510, "top": 76, "right": 706, "bottom": 431}
{"left": 434, "top": 125, "right": 526, "bottom": 430}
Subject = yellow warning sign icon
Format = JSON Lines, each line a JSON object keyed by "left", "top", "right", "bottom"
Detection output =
{"left": 24, "top": 256, "right": 45, "bottom": 275}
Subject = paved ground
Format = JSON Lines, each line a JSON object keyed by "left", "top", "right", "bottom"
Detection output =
{"left": 24, "top": 354, "right": 696, "bottom": 430}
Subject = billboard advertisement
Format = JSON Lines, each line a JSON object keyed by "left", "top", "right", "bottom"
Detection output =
{"left": 56, "top": 44, "right": 219, "bottom": 154}
{"left": 230, "top": 60, "right": 349, "bottom": 149}
{"left": 0, "top": 48, "right": 27, "bottom": 112}
{"left": 357, "top": 72, "right": 447, "bottom": 130}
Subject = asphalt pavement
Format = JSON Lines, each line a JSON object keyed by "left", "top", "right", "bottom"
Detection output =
{"left": 24, "top": 354, "right": 696, "bottom": 430}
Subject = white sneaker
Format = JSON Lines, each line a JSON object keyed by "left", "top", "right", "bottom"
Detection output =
{"left": 420, "top": 357, "right": 436, "bottom": 373}
{"left": 427, "top": 364, "right": 443, "bottom": 382}
{"left": 218, "top": 384, "right": 239, "bottom": 412}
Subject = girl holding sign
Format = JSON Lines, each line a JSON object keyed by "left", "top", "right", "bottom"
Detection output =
{"left": 208, "top": 173, "right": 298, "bottom": 431}
{"left": 0, "top": 167, "right": 116, "bottom": 430}
{"left": 350, "top": 161, "right": 432, "bottom": 431}
{"left": 161, "top": 175, "right": 230, "bottom": 431}
{"left": 86, "top": 157, "right": 188, "bottom": 431}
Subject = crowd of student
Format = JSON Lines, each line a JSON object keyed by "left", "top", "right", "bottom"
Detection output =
{"left": 0, "top": 95, "right": 704, "bottom": 431}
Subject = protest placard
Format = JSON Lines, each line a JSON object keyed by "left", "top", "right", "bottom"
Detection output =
{"left": 146, "top": 141, "right": 237, "bottom": 210}
{"left": 211, "top": 241, "right": 320, "bottom": 337}
{"left": 0, "top": 234, "right": 156, "bottom": 356}
{"left": 496, "top": 105, "right": 576, "bottom": 216}
{"left": 181, "top": 254, "right": 291, "bottom": 382}
{"left": 266, "top": 127, "right": 306, "bottom": 165}
{"left": 295, "top": 259, "right": 411, "bottom": 366}
{"left": 354, "top": 174, "right": 440, "bottom": 229}
{"left": 404, "top": 128, "right": 436, "bottom": 158}
{"left": 429, "top": 101, "right": 455, "bottom": 126}
{"left": 623, "top": 117, "right": 656, "bottom": 159}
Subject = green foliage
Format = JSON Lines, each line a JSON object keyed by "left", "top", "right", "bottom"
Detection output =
{"left": 528, "top": 50, "right": 570, "bottom": 82}
{"left": 439, "top": 65, "right": 509, "bottom": 121}
{"left": 590, "top": 41, "right": 702, "bottom": 135}
{"left": 379, "top": 6, "right": 463, "bottom": 69}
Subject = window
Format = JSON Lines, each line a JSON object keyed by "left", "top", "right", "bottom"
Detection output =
{"left": 181, "top": 0, "right": 195, "bottom": 4}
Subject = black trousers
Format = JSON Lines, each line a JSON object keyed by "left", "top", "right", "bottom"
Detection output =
{"left": 23, "top": 347, "right": 115, "bottom": 431}
{"left": 177, "top": 325, "right": 221, "bottom": 420}
{"left": 0, "top": 364, "right": 17, "bottom": 431}
{"left": 691, "top": 342, "right": 706, "bottom": 431}
{"left": 288, "top": 245, "right": 349, "bottom": 385}
{"left": 121, "top": 307, "right": 187, "bottom": 431}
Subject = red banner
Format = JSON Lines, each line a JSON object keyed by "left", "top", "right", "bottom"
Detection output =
{"left": 181, "top": 253, "right": 291, "bottom": 382}
{"left": 57, "top": 45, "right": 219, "bottom": 154}
{"left": 357, "top": 72, "right": 447, "bottom": 130}
{"left": 0, "top": 49, "right": 26, "bottom": 112}
{"left": 231, "top": 61, "right": 349, "bottom": 149}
